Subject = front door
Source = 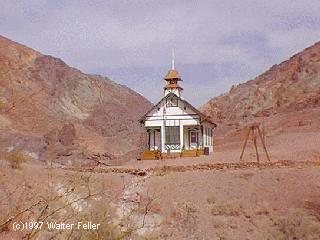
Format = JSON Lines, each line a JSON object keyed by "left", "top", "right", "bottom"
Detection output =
{"left": 149, "top": 129, "right": 161, "bottom": 151}
{"left": 189, "top": 130, "right": 198, "bottom": 149}
{"left": 165, "top": 126, "right": 180, "bottom": 151}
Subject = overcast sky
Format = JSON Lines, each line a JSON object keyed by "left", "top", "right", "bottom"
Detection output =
{"left": 2, "top": 0, "right": 320, "bottom": 106}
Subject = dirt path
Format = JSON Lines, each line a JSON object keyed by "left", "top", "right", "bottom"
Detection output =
{"left": 56, "top": 160, "right": 320, "bottom": 176}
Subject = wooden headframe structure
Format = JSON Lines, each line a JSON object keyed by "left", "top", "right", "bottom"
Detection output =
{"left": 239, "top": 123, "right": 271, "bottom": 164}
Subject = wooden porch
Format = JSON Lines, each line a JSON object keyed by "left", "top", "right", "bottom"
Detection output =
{"left": 140, "top": 148, "right": 205, "bottom": 160}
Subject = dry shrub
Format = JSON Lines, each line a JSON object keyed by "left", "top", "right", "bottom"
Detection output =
{"left": 171, "top": 201, "right": 198, "bottom": 237}
{"left": 152, "top": 165, "right": 170, "bottom": 176}
{"left": 210, "top": 202, "right": 244, "bottom": 217}
{"left": 304, "top": 200, "right": 320, "bottom": 221}
{"left": 0, "top": 165, "right": 125, "bottom": 240}
{"left": 254, "top": 204, "right": 270, "bottom": 216}
{"left": 236, "top": 172, "right": 254, "bottom": 180}
{"left": 206, "top": 195, "right": 216, "bottom": 205}
{"left": 171, "top": 201, "right": 197, "bottom": 224}
{"left": 0, "top": 100, "right": 5, "bottom": 111}
{"left": 272, "top": 208, "right": 320, "bottom": 240}
{"left": 4, "top": 150, "right": 29, "bottom": 169}
{"left": 138, "top": 230, "right": 167, "bottom": 240}
{"left": 65, "top": 203, "right": 121, "bottom": 240}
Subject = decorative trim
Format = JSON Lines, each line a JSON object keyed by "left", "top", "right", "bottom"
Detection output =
{"left": 146, "top": 113, "right": 199, "bottom": 117}
{"left": 146, "top": 117, "right": 200, "bottom": 122}
{"left": 139, "top": 92, "right": 217, "bottom": 127}
{"left": 165, "top": 144, "right": 180, "bottom": 150}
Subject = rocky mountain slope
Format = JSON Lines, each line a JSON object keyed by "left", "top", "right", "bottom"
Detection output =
{"left": 0, "top": 35, "right": 152, "bottom": 165}
{"left": 201, "top": 42, "right": 320, "bottom": 138}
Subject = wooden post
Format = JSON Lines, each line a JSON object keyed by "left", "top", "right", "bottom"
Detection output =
{"left": 148, "top": 130, "right": 151, "bottom": 150}
{"left": 257, "top": 127, "right": 271, "bottom": 162}
{"left": 240, "top": 126, "right": 251, "bottom": 162}
{"left": 252, "top": 128, "right": 260, "bottom": 164}
{"left": 153, "top": 129, "right": 156, "bottom": 150}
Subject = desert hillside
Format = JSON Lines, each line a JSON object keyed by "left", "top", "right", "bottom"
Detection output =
{"left": 201, "top": 42, "right": 320, "bottom": 124}
{"left": 0, "top": 35, "right": 152, "bottom": 165}
{"left": 201, "top": 42, "right": 320, "bottom": 142}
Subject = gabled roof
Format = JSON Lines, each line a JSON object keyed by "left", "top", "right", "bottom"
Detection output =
{"left": 139, "top": 93, "right": 217, "bottom": 127}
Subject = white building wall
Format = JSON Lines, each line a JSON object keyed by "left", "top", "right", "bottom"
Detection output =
{"left": 143, "top": 96, "right": 214, "bottom": 153}
{"left": 202, "top": 122, "right": 214, "bottom": 152}
{"left": 164, "top": 88, "right": 181, "bottom": 97}
{"left": 179, "top": 125, "right": 184, "bottom": 151}
{"left": 161, "top": 124, "right": 165, "bottom": 152}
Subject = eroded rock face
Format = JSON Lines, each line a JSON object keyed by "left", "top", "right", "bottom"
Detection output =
{"left": 59, "top": 124, "right": 76, "bottom": 146}
{"left": 44, "top": 123, "right": 76, "bottom": 147}
{"left": 0, "top": 35, "right": 152, "bottom": 165}
{"left": 201, "top": 41, "right": 320, "bottom": 138}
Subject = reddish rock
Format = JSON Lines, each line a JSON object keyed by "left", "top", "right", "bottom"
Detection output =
{"left": 201, "top": 41, "right": 320, "bottom": 142}
{"left": 59, "top": 124, "right": 76, "bottom": 146}
{"left": 0, "top": 35, "right": 152, "bottom": 164}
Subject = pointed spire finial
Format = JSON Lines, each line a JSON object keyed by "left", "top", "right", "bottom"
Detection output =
{"left": 171, "top": 48, "right": 175, "bottom": 70}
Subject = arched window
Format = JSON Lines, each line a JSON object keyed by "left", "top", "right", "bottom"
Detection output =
{"left": 166, "top": 95, "right": 178, "bottom": 107}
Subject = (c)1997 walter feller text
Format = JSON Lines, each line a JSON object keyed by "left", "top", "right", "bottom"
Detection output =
{"left": 12, "top": 221, "right": 100, "bottom": 231}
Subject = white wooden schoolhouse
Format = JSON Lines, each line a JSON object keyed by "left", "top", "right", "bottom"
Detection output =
{"left": 139, "top": 58, "right": 216, "bottom": 159}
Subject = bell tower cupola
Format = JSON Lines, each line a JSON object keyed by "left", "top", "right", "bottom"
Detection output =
{"left": 164, "top": 50, "right": 183, "bottom": 97}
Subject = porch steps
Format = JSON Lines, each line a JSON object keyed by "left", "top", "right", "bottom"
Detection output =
{"left": 180, "top": 149, "right": 199, "bottom": 157}
{"left": 141, "top": 150, "right": 161, "bottom": 160}
{"left": 140, "top": 149, "right": 205, "bottom": 160}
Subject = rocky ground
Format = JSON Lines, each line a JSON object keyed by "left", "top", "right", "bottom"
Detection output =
{"left": 1, "top": 155, "right": 320, "bottom": 239}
